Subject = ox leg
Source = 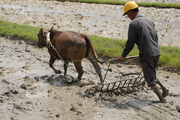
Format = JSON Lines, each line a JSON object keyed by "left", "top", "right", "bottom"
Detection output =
{"left": 73, "top": 61, "right": 84, "bottom": 81}
{"left": 49, "top": 56, "right": 61, "bottom": 74}
{"left": 64, "top": 62, "right": 68, "bottom": 76}
{"left": 90, "top": 61, "right": 103, "bottom": 84}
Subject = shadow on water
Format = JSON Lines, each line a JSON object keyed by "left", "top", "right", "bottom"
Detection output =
{"left": 101, "top": 96, "right": 152, "bottom": 110}
{"left": 25, "top": 73, "right": 79, "bottom": 87}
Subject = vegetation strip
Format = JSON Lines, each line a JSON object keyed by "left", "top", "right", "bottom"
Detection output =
{"left": 60, "top": 0, "right": 180, "bottom": 9}
{"left": 0, "top": 20, "right": 180, "bottom": 70}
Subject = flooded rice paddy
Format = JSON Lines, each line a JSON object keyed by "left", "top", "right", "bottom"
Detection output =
{"left": 0, "top": 0, "right": 180, "bottom": 120}
{"left": 0, "top": 0, "right": 180, "bottom": 47}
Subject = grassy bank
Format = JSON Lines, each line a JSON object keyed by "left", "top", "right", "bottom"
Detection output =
{"left": 0, "top": 21, "right": 39, "bottom": 41}
{"left": 0, "top": 21, "right": 180, "bottom": 70}
{"left": 60, "top": 0, "right": 180, "bottom": 9}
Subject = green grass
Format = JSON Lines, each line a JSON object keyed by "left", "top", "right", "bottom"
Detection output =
{"left": 0, "top": 21, "right": 40, "bottom": 41}
{"left": 90, "top": 36, "right": 139, "bottom": 57}
{"left": 0, "top": 20, "right": 180, "bottom": 70}
{"left": 159, "top": 46, "right": 180, "bottom": 69}
{"left": 60, "top": 0, "right": 180, "bottom": 9}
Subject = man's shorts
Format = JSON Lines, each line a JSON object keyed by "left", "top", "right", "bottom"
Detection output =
{"left": 140, "top": 56, "right": 160, "bottom": 87}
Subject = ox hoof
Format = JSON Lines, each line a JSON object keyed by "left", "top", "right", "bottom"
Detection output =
{"left": 55, "top": 70, "right": 61, "bottom": 74}
{"left": 77, "top": 77, "right": 82, "bottom": 82}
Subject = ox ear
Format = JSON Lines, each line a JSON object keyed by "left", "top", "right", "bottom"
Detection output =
{"left": 49, "top": 26, "right": 54, "bottom": 32}
{"left": 39, "top": 28, "right": 43, "bottom": 34}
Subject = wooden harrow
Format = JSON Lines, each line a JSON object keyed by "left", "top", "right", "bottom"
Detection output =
{"left": 85, "top": 70, "right": 145, "bottom": 97}
{"left": 98, "top": 71, "right": 144, "bottom": 92}
{"left": 86, "top": 55, "right": 146, "bottom": 95}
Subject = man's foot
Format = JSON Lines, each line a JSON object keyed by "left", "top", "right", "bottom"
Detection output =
{"left": 157, "top": 80, "right": 169, "bottom": 98}
{"left": 162, "top": 89, "right": 169, "bottom": 98}
{"left": 152, "top": 84, "right": 166, "bottom": 103}
{"left": 160, "top": 98, "right": 166, "bottom": 103}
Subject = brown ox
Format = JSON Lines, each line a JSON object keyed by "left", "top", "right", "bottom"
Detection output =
{"left": 37, "top": 27, "right": 103, "bottom": 84}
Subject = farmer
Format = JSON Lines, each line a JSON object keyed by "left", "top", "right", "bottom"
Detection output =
{"left": 118, "top": 1, "right": 169, "bottom": 103}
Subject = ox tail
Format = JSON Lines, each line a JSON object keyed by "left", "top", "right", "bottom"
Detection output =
{"left": 84, "top": 35, "right": 105, "bottom": 64}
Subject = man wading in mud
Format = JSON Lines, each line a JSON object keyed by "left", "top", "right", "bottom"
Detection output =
{"left": 118, "top": 1, "right": 169, "bottom": 103}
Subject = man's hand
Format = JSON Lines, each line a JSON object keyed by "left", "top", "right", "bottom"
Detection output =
{"left": 118, "top": 55, "right": 125, "bottom": 63}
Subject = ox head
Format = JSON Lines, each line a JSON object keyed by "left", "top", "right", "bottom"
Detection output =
{"left": 37, "top": 28, "right": 50, "bottom": 48}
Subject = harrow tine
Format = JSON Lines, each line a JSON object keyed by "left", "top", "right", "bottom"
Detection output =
{"left": 111, "top": 82, "right": 117, "bottom": 90}
{"left": 100, "top": 84, "right": 104, "bottom": 92}
{"left": 117, "top": 81, "right": 122, "bottom": 89}
{"left": 138, "top": 77, "right": 143, "bottom": 85}
{"left": 122, "top": 80, "right": 127, "bottom": 88}
{"left": 103, "top": 63, "right": 110, "bottom": 83}
{"left": 133, "top": 77, "right": 138, "bottom": 86}
{"left": 107, "top": 83, "right": 111, "bottom": 91}
{"left": 127, "top": 79, "right": 132, "bottom": 88}
{"left": 138, "top": 70, "right": 143, "bottom": 77}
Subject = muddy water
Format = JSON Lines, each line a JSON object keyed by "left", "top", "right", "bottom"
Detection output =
{"left": 1, "top": 0, "right": 180, "bottom": 120}
{"left": 1, "top": 36, "right": 180, "bottom": 120}
{"left": 0, "top": 0, "right": 180, "bottom": 47}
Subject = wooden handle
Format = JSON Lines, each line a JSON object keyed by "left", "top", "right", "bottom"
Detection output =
{"left": 109, "top": 55, "right": 139, "bottom": 63}
{"left": 126, "top": 55, "right": 139, "bottom": 59}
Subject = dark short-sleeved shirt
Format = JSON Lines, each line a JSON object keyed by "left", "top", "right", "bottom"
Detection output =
{"left": 122, "top": 14, "right": 160, "bottom": 62}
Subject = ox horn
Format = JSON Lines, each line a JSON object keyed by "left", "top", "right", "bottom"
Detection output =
{"left": 49, "top": 26, "right": 54, "bottom": 32}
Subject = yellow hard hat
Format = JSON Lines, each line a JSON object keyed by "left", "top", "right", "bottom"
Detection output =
{"left": 123, "top": 1, "right": 138, "bottom": 16}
